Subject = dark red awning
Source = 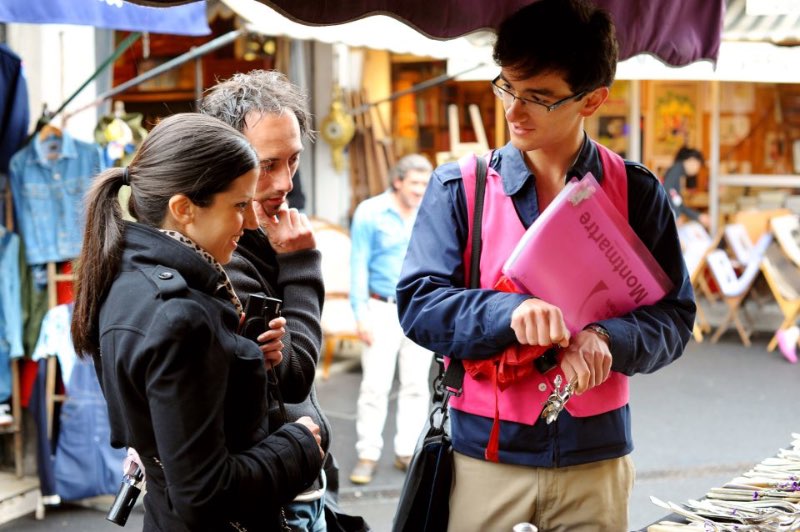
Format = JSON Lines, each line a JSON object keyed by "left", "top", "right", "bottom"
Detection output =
{"left": 127, "top": 0, "right": 724, "bottom": 66}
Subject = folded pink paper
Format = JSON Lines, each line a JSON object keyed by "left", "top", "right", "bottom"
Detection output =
{"left": 502, "top": 173, "right": 673, "bottom": 332}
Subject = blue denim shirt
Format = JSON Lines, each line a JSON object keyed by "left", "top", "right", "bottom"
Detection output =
{"left": 0, "top": 227, "right": 23, "bottom": 402}
{"left": 350, "top": 190, "right": 417, "bottom": 321}
{"left": 9, "top": 132, "right": 105, "bottom": 265}
{"left": 397, "top": 139, "right": 695, "bottom": 467}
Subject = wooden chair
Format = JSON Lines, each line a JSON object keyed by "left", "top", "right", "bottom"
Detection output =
{"left": 760, "top": 242, "right": 800, "bottom": 353}
{"left": 677, "top": 222, "right": 723, "bottom": 341}
{"left": 704, "top": 233, "right": 772, "bottom": 346}
{"left": 769, "top": 214, "right": 800, "bottom": 269}
{"left": 724, "top": 222, "right": 773, "bottom": 308}
{"left": 311, "top": 218, "right": 361, "bottom": 379}
{"left": 723, "top": 223, "right": 754, "bottom": 266}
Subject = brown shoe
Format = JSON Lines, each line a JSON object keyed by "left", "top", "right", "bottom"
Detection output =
{"left": 394, "top": 455, "right": 412, "bottom": 472}
{"left": 349, "top": 459, "right": 378, "bottom": 484}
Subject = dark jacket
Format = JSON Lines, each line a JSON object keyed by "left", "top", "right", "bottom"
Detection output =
{"left": 226, "top": 228, "right": 331, "bottom": 453}
{"left": 397, "top": 138, "right": 695, "bottom": 467}
{"left": 663, "top": 161, "right": 702, "bottom": 221}
{"left": 96, "top": 223, "right": 322, "bottom": 531}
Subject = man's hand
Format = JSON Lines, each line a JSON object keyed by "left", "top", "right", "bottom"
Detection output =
{"left": 256, "top": 202, "right": 316, "bottom": 253}
{"left": 294, "top": 416, "right": 324, "bottom": 459}
{"left": 357, "top": 320, "right": 373, "bottom": 346}
{"left": 257, "top": 316, "right": 286, "bottom": 368}
{"left": 559, "top": 328, "right": 612, "bottom": 395}
{"left": 510, "top": 298, "right": 570, "bottom": 347}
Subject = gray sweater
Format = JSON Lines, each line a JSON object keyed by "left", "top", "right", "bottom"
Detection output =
{"left": 225, "top": 228, "right": 331, "bottom": 453}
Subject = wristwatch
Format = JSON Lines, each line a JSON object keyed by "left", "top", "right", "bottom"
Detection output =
{"left": 584, "top": 323, "right": 611, "bottom": 345}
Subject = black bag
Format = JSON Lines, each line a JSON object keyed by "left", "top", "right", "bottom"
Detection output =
{"left": 323, "top": 454, "right": 371, "bottom": 532}
{"left": 392, "top": 155, "right": 488, "bottom": 532}
{"left": 324, "top": 497, "right": 371, "bottom": 532}
{"left": 392, "top": 377, "right": 459, "bottom": 532}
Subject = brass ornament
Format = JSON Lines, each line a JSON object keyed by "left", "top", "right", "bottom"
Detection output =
{"left": 320, "top": 86, "right": 356, "bottom": 172}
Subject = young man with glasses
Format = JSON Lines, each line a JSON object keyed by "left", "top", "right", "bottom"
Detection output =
{"left": 396, "top": 0, "right": 695, "bottom": 530}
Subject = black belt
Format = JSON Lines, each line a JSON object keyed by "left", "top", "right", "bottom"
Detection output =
{"left": 370, "top": 293, "right": 396, "bottom": 304}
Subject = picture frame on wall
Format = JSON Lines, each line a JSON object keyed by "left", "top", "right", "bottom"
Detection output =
{"left": 589, "top": 80, "right": 631, "bottom": 158}
{"left": 646, "top": 81, "right": 703, "bottom": 163}
{"left": 597, "top": 115, "right": 628, "bottom": 157}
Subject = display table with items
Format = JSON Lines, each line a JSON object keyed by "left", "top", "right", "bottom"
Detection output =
{"left": 644, "top": 433, "right": 800, "bottom": 531}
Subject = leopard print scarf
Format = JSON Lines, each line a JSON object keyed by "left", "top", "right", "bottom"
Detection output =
{"left": 158, "top": 229, "right": 243, "bottom": 317}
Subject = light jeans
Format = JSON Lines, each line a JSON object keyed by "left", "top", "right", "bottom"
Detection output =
{"left": 355, "top": 298, "right": 433, "bottom": 460}
{"left": 284, "top": 495, "right": 326, "bottom": 532}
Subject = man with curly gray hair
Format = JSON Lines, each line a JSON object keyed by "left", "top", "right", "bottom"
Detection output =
{"left": 202, "top": 70, "right": 334, "bottom": 532}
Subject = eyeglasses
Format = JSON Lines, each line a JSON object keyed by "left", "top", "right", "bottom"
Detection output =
{"left": 491, "top": 75, "right": 586, "bottom": 113}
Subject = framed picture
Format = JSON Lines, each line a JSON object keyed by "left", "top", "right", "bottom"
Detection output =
{"left": 647, "top": 81, "right": 702, "bottom": 161}
{"left": 719, "top": 115, "right": 750, "bottom": 146}
{"left": 597, "top": 115, "right": 628, "bottom": 157}
{"left": 720, "top": 83, "right": 755, "bottom": 114}
{"left": 592, "top": 81, "right": 631, "bottom": 157}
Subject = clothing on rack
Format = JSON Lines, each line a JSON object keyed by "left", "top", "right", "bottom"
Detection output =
{"left": 32, "top": 304, "right": 76, "bottom": 384}
{"left": 94, "top": 109, "right": 147, "bottom": 168}
{"left": 31, "top": 303, "right": 126, "bottom": 501}
{"left": 9, "top": 131, "right": 105, "bottom": 265}
{"left": 20, "top": 260, "right": 49, "bottom": 357}
{"left": 0, "top": 44, "right": 30, "bottom": 227}
{"left": 28, "top": 357, "right": 59, "bottom": 500}
{"left": 0, "top": 226, "right": 23, "bottom": 403}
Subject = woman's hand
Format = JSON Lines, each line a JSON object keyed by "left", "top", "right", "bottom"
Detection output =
{"left": 294, "top": 416, "right": 324, "bottom": 459}
{"left": 257, "top": 316, "right": 286, "bottom": 368}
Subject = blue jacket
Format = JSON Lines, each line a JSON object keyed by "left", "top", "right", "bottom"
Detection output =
{"left": 0, "top": 226, "right": 23, "bottom": 402}
{"left": 397, "top": 138, "right": 695, "bottom": 467}
{"left": 9, "top": 132, "right": 105, "bottom": 264}
{"left": 0, "top": 44, "right": 29, "bottom": 226}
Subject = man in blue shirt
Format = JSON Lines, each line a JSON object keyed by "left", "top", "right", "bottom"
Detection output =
{"left": 396, "top": 1, "right": 695, "bottom": 529}
{"left": 349, "top": 154, "right": 433, "bottom": 485}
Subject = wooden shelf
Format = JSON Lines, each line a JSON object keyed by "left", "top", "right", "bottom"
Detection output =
{"left": 116, "top": 90, "right": 197, "bottom": 103}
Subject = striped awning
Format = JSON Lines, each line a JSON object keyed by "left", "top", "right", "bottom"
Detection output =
{"left": 724, "top": 0, "right": 800, "bottom": 45}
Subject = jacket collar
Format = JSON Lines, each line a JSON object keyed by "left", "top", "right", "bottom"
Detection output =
{"left": 495, "top": 132, "right": 605, "bottom": 196}
{"left": 32, "top": 131, "right": 78, "bottom": 165}
{"left": 121, "top": 222, "right": 223, "bottom": 294}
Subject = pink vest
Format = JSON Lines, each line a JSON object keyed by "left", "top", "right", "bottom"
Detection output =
{"left": 450, "top": 142, "right": 629, "bottom": 424}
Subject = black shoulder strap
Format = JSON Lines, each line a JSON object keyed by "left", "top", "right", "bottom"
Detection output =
{"left": 442, "top": 154, "right": 489, "bottom": 392}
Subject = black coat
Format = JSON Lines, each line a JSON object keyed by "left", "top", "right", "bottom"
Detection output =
{"left": 95, "top": 223, "right": 322, "bottom": 531}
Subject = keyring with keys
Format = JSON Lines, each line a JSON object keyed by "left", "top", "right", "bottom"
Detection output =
{"left": 540, "top": 374, "right": 575, "bottom": 424}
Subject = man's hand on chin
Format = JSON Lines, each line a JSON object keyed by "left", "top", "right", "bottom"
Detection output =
{"left": 256, "top": 200, "right": 316, "bottom": 253}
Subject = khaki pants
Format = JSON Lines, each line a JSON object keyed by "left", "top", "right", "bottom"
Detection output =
{"left": 447, "top": 452, "right": 635, "bottom": 532}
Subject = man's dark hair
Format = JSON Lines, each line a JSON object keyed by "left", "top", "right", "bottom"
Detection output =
{"left": 493, "top": 0, "right": 618, "bottom": 93}
{"left": 200, "top": 70, "right": 315, "bottom": 141}
{"left": 675, "top": 146, "right": 705, "bottom": 165}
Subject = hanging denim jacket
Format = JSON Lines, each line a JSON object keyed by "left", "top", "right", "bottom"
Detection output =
{"left": 32, "top": 303, "right": 126, "bottom": 500}
{"left": 9, "top": 132, "right": 105, "bottom": 265}
{"left": 0, "top": 226, "right": 23, "bottom": 402}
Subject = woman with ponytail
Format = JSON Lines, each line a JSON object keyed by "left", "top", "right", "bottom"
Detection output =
{"left": 71, "top": 113, "right": 322, "bottom": 531}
